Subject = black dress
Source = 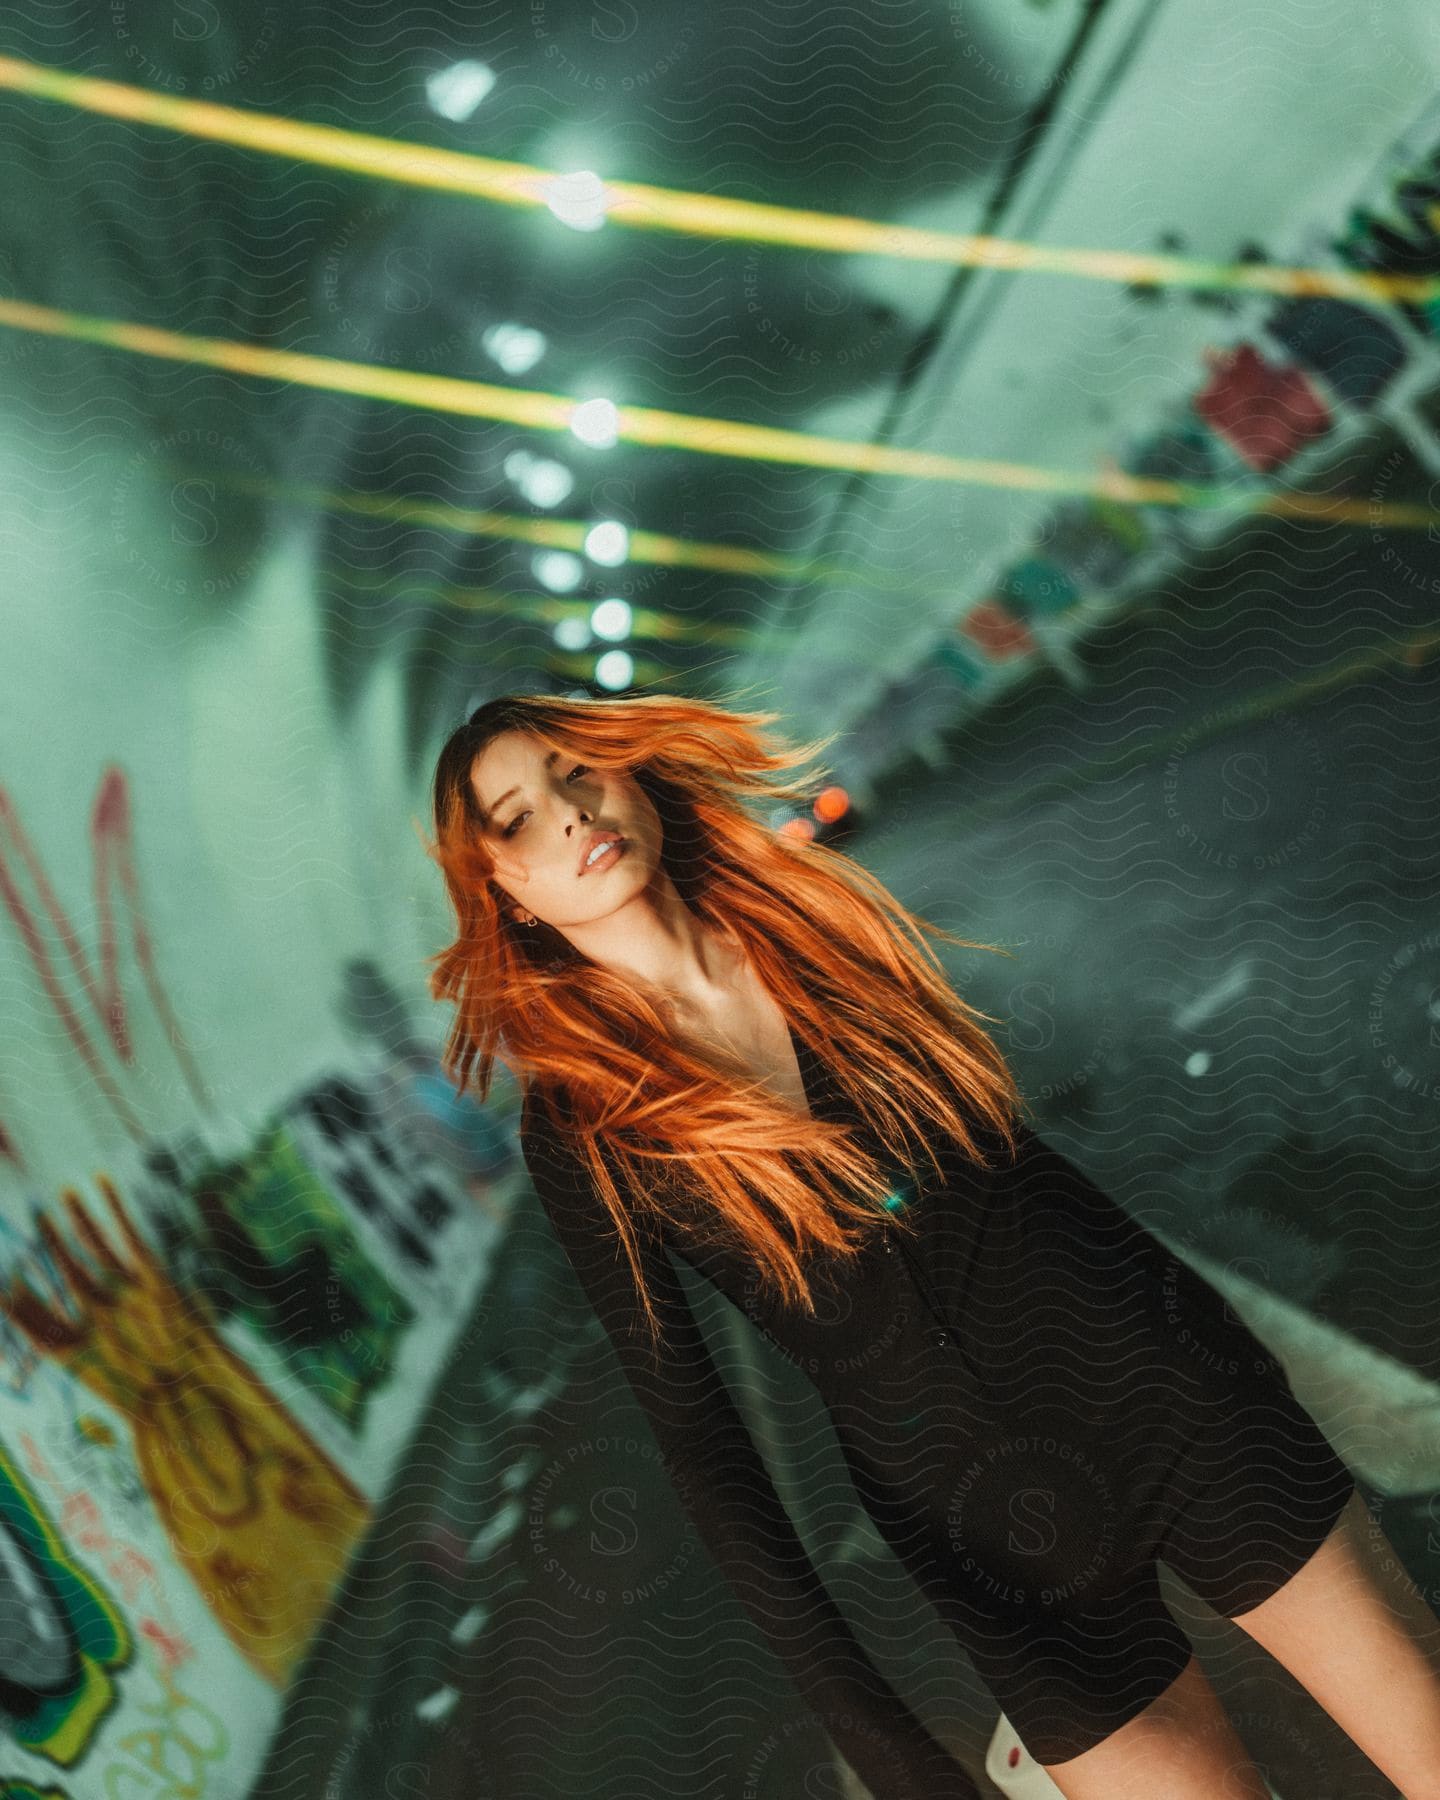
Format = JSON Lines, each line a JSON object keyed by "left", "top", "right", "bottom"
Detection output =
{"left": 519, "top": 1018, "right": 1354, "bottom": 1788}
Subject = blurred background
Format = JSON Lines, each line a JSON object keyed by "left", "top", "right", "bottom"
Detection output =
{"left": 0, "top": 2, "right": 1438, "bottom": 1795}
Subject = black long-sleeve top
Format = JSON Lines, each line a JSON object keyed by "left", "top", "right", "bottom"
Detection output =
{"left": 517, "top": 1014, "right": 1024, "bottom": 1797}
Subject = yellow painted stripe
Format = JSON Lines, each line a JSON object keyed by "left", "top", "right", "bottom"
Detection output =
{"left": 3, "top": 296, "right": 1437, "bottom": 530}
{"left": 0, "top": 55, "right": 1435, "bottom": 303}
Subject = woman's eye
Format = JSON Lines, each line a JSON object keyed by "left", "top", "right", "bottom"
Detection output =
{"left": 501, "top": 765, "right": 587, "bottom": 837}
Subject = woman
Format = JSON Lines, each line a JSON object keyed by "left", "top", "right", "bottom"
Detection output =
{"left": 426, "top": 691, "right": 1440, "bottom": 1800}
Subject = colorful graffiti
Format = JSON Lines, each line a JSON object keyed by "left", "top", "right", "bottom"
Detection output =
{"left": 286, "top": 1077, "right": 456, "bottom": 1275}
{"left": 1335, "top": 140, "right": 1440, "bottom": 339}
{"left": 98, "top": 1660, "right": 229, "bottom": 1800}
{"left": 154, "top": 1122, "right": 417, "bottom": 1430}
{"left": 0, "top": 1176, "right": 371, "bottom": 1686}
{"left": 0, "top": 1440, "right": 130, "bottom": 1767}
{"left": 0, "top": 1454, "right": 229, "bottom": 1796}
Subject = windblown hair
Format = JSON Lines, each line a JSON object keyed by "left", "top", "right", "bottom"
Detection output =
{"left": 424, "top": 689, "right": 1026, "bottom": 1346}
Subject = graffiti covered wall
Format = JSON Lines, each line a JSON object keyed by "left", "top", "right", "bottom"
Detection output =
{"left": 0, "top": 433, "right": 512, "bottom": 1794}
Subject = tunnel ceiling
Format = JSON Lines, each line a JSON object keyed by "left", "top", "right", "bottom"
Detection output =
{"left": 1, "top": 0, "right": 1437, "bottom": 793}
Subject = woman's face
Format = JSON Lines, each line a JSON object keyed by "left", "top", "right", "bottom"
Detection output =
{"left": 469, "top": 728, "right": 662, "bottom": 930}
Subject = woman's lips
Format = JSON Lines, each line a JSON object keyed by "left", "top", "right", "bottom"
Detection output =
{"left": 580, "top": 837, "right": 624, "bottom": 875}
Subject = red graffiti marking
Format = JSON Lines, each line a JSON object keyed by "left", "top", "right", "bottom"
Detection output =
{"left": 0, "top": 766, "right": 209, "bottom": 1143}
{"left": 138, "top": 1618, "right": 194, "bottom": 1675}
{"left": 110, "top": 1549, "right": 162, "bottom": 1605}
{"left": 19, "top": 1432, "right": 199, "bottom": 1673}
{"left": 18, "top": 1431, "right": 58, "bottom": 1486}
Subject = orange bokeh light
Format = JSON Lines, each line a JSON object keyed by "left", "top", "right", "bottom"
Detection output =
{"left": 813, "top": 785, "right": 850, "bottom": 824}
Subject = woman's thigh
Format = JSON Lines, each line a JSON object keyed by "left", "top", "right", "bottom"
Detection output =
{"left": 1038, "top": 1652, "right": 1271, "bottom": 1800}
{"left": 1225, "top": 1487, "right": 1440, "bottom": 1799}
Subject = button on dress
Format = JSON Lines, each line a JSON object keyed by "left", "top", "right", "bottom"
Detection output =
{"left": 520, "top": 1019, "right": 1354, "bottom": 1778}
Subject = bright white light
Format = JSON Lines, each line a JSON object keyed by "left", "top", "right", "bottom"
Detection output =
{"left": 590, "top": 598, "right": 631, "bottom": 641}
{"left": 569, "top": 398, "right": 619, "bottom": 448}
{"left": 523, "top": 461, "right": 573, "bottom": 507}
{"left": 533, "top": 550, "right": 585, "bottom": 593}
{"left": 595, "top": 649, "right": 634, "bottom": 690}
{"left": 426, "top": 61, "right": 497, "bottom": 122}
{"left": 1184, "top": 1051, "right": 1212, "bottom": 1077}
{"left": 554, "top": 616, "right": 592, "bottom": 651}
{"left": 583, "top": 520, "right": 629, "bottom": 567}
{"left": 482, "top": 322, "right": 547, "bottom": 375}
{"left": 502, "top": 450, "right": 574, "bottom": 507}
{"left": 543, "top": 169, "right": 611, "bottom": 231}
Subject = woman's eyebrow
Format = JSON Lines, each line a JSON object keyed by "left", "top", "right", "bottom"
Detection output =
{"left": 482, "top": 749, "right": 560, "bottom": 821}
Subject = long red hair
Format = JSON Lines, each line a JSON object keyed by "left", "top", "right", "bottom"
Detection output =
{"left": 424, "top": 690, "right": 1026, "bottom": 1344}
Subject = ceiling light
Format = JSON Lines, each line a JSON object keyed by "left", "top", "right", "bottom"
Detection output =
{"left": 583, "top": 520, "right": 629, "bottom": 566}
{"left": 569, "top": 397, "right": 620, "bottom": 448}
{"left": 503, "top": 449, "right": 573, "bottom": 507}
{"left": 543, "top": 170, "right": 610, "bottom": 232}
{"left": 482, "top": 322, "right": 547, "bottom": 375}
{"left": 589, "top": 598, "right": 631, "bottom": 641}
{"left": 533, "top": 550, "right": 584, "bottom": 592}
{"left": 553, "top": 616, "right": 592, "bottom": 650}
{"left": 425, "top": 61, "right": 497, "bottom": 122}
{"left": 594, "top": 649, "right": 634, "bottom": 690}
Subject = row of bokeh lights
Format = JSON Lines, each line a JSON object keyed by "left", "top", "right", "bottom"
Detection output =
{"left": 426, "top": 60, "right": 659, "bottom": 693}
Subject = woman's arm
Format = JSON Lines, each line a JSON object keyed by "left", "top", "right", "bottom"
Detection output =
{"left": 520, "top": 1100, "right": 979, "bottom": 1799}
